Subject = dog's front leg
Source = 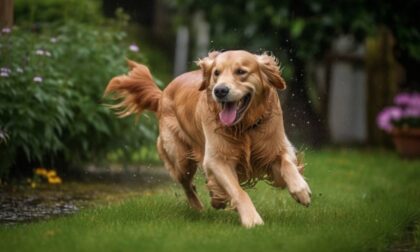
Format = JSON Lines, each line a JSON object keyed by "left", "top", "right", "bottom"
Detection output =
{"left": 272, "top": 145, "right": 312, "bottom": 206}
{"left": 203, "top": 157, "right": 264, "bottom": 228}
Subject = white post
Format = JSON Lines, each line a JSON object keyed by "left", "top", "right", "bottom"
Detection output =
{"left": 193, "top": 11, "right": 209, "bottom": 58}
{"left": 174, "top": 26, "right": 189, "bottom": 76}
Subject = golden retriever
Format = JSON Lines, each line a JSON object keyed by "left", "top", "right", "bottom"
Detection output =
{"left": 104, "top": 50, "right": 311, "bottom": 228}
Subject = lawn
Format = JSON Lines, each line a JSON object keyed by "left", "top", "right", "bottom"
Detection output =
{"left": 0, "top": 149, "right": 419, "bottom": 252}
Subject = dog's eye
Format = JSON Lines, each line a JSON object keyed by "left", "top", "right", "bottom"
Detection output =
{"left": 214, "top": 70, "right": 220, "bottom": 77}
{"left": 235, "top": 69, "right": 247, "bottom": 75}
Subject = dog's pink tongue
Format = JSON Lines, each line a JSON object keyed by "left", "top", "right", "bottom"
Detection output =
{"left": 219, "top": 102, "right": 237, "bottom": 126}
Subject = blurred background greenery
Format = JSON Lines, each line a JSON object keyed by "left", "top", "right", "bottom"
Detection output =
{"left": 0, "top": 0, "right": 419, "bottom": 179}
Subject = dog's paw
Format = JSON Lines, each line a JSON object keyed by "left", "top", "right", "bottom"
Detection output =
{"left": 211, "top": 198, "right": 227, "bottom": 209}
{"left": 240, "top": 212, "right": 264, "bottom": 228}
{"left": 288, "top": 177, "right": 312, "bottom": 207}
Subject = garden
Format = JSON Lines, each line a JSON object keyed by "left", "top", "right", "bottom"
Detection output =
{"left": 0, "top": 0, "right": 419, "bottom": 251}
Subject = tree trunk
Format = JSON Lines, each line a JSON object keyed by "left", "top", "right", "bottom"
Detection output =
{"left": 0, "top": 0, "right": 13, "bottom": 29}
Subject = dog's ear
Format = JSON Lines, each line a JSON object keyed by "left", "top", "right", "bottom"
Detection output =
{"left": 256, "top": 53, "right": 286, "bottom": 90}
{"left": 196, "top": 51, "right": 220, "bottom": 91}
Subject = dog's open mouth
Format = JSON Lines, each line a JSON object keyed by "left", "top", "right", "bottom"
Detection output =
{"left": 219, "top": 93, "right": 252, "bottom": 126}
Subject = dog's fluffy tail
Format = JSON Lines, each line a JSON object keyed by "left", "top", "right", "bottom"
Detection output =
{"left": 104, "top": 60, "right": 162, "bottom": 117}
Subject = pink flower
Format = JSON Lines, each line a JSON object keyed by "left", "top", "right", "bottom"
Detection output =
{"left": 376, "top": 107, "right": 403, "bottom": 132}
{"left": 129, "top": 44, "right": 139, "bottom": 52}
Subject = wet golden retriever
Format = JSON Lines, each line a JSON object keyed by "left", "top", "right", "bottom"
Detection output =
{"left": 105, "top": 50, "right": 311, "bottom": 228}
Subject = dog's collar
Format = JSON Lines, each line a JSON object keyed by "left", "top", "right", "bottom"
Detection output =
{"left": 246, "top": 117, "right": 263, "bottom": 131}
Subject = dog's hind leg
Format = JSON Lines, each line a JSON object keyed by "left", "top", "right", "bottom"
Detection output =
{"left": 206, "top": 174, "right": 229, "bottom": 209}
{"left": 157, "top": 135, "right": 203, "bottom": 211}
{"left": 179, "top": 159, "right": 203, "bottom": 211}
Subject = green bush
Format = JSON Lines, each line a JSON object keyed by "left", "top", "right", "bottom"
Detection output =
{"left": 0, "top": 19, "right": 158, "bottom": 178}
{"left": 14, "top": 0, "right": 103, "bottom": 25}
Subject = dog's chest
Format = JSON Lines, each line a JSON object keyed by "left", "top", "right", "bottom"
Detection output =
{"left": 235, "top": 131, "right": 279, "bottom": 182}
{"left": 250, "top": 133, "right": 278, "bottom": 166}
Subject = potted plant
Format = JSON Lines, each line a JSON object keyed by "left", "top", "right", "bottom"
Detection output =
{"left": 377, "top": 92, "right": 420, "bottom": 158}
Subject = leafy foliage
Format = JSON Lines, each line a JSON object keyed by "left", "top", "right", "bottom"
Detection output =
{"left": 173, "top": 0, "right": 420, "bottom": 60}
{"left": 0, "top": 20, "right": 157, "bottom": 177}
{"left": 14, "top": 0, "right": 104, "bottom": 25}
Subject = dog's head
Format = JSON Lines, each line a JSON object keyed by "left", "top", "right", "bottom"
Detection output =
{"left": 197, "top": 50, "right": 286, "bottom": 126}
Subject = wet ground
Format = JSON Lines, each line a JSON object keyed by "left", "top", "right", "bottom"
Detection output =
{"left": 0, "top": 166, "right": 170, "bottom": 225}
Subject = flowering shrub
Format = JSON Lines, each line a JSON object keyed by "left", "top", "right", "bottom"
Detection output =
{"left": 34, "top": 168, "right": 62, "bottom": 185}
{"left": 377, "top": 92, "right": 420, "bottom": 132}
{"left": 0, "top": 21, "right": 157, "bottom": 178}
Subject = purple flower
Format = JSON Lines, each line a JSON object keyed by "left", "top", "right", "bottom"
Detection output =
{"left": 378, "top": 92, "right": 420, "bottom": 132}
{"left": 394, "top": 92, "right": 420, "bottom": 107}
{"left": 376, "top": 106, "right": 403, "bottom": 132}
{"left": 129, "top": 44, "right": 139, "bottom": 52}
{"left": 1, "top": 67, "right": 11, "bottom": 73}
{"left": 33, "top": 76, "right": 43, "bottom": 83}
{"left": 1, "top": 27, "right": 11, "bottom": 33}
{"left": 394, "top": 92, "right": 411, "bottom": 106}
{"left": 404, "top": 107, "right": 420, "bottom": 118}
{"left": 410, "top": 93, "right": 420, "bottom": 107}
{"left": 0, "top": 67, "right": 11, "bottom": 77}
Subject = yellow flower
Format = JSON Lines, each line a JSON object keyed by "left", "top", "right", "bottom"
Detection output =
{"left": 34, "top": 168, "right": 62, "bottom": 184}
{"left": 47, "top": 176, "right": 62, "bottom": 184}
{"left": 34, "top": 168, "right": 48, "bottom": 176}
{"left": 47, "top": 170, "right": 57, "bottom": 178}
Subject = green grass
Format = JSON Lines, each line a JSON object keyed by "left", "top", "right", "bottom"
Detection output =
{"left": 1, "top": 149, "right": 419, "bottom": 252}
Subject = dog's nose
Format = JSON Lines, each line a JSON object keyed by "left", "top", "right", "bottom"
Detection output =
{"left": 214, "top": 85, "right": 229, "bottom": 99}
